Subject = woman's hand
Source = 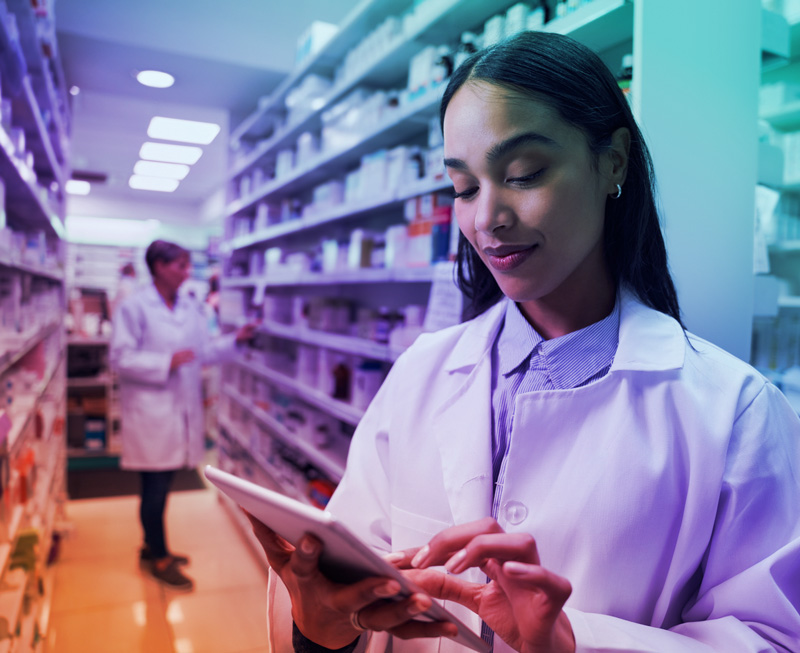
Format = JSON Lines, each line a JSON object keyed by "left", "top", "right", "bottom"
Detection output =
{"left": 402, "top": 517, "right": 575, "bottom": 653}
{"left": 169, "top": 349, "right": 195, "bottom": 371}
{"left": 235, "top": 322, "right": 259, "bottom": 344}
{"left": 244, "top": 512, "right": 458, "bottom": 649}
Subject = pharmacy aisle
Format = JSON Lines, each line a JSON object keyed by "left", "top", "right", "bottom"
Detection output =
{"left": 46, "top": 488, "right": 269, "bottom": 653}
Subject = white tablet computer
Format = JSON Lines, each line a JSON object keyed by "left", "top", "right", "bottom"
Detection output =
{"left": 204, "top": 465, "right": 489, "bottom": 653}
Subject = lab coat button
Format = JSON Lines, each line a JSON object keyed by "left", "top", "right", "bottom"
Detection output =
{"left": 503, "top": 500, "right": 528, "bottom": 525}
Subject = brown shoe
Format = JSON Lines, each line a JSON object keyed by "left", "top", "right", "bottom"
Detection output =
{"left": 140, "top": 546, "right": 190, "bottom": 566}
{"left": 148, "top": 559, "right": 194, "bottom": 591}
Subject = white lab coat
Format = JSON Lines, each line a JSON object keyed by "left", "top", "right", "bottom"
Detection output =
{"left": 268, "top": 290, "right": 800, "bottom": 652}
{"left": 109, "top": 284, "right": 237, "bottom": 471}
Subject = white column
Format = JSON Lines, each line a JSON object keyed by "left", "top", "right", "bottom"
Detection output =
{"left": 632, "top": 0, "right": 761, "bottom": 361}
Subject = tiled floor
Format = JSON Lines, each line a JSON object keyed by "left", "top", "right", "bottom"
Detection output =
{"left": 47, "top": 487, "right": 270, "bottom": 653}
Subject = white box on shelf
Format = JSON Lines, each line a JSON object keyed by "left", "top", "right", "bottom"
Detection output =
{"left": 296, "top": 21, "right": 338, "bottom": 66}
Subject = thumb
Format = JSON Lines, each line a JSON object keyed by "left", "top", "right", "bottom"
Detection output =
{"left": 408, "top": 568, "right": 482, "bottom": 614}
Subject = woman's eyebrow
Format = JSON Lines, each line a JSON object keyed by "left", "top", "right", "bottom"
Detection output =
{"left": 486, "top": 132, "right": 559, "bottom": 163}
{"left": 444, "top": 131, "right": 560, "bottom": 171}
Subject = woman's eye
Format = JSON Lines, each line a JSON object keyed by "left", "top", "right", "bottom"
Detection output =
{"left": 453, "top": 186, "right": 478, "bottom": 200}
{"left": 507, "top": 169, "right": 544, "bottom": 185}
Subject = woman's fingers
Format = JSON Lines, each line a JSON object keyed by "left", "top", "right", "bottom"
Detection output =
{"left": 243, "top": 510, "right": 294, "bottom": 571}
{"left": 351, "top": 591, "right": 456, "bottom": 640}
{"left": 413, "top": 528, "right": 540, "bottom": 576}
{"left": 497, "top": 561, "right": 573, "bottom": 619}
{"left": 409, "top": 568, "right": 483, "bottom": 614}
{"left": 289, "top": 534, "right": 325, "bottom": 579}
{"left": 412, "top": 517, "right": 504, "bottom": 568}
{"left": 384, "top": 547, "right": 419, "bottom": 569}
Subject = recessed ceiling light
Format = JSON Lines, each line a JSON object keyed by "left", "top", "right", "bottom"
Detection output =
{"left": 65, "top": 179, "right": 90, "bottom": 195}
{"left": 147, "top": 116, "right": 220, "bottom": 145}
{"left": 129, "top": 175, "right": 179, "bottom": 192}
{"left": 139, "top": 142, "right": 202, "bottom": 165}
{"left": 134, "top": 160, "right": 190, "bottom": 180}
{"left": 137, "top": 70, "right": 175, "bottom": 88}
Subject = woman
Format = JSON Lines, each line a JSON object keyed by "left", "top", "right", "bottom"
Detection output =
{"left": 250, "top": 32, "right": 800, "bottom": 651}
{"left": 111, "top": 240, "right": 255, "bottom": 590}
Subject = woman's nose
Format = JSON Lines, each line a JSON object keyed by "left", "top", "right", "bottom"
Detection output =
{"left": 473, "top": 187, "right": 513, "bottom": 234}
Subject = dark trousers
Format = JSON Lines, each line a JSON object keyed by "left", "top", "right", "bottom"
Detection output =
{"left": 139, "top": 470, "right": 175, "bottom": 559}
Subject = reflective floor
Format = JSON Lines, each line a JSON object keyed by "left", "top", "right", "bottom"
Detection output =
{"left": 48, "top": 487, "right": 270, "bottom": 653}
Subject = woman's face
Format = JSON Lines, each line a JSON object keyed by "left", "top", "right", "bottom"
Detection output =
{"left": 443, "top": 81, "right": 627, "bottom": 330}
{"left": 154, "top": 254, "right": 190, "bottom": 293}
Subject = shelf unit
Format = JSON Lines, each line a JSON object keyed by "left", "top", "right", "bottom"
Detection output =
{"left": 0, "top": 0, "right": 70, "bottom": 650}
{"left": 65, "top": 336, "right": 119, "bottom": 459}
{"left": 754, "top": 8, "right": 800, "bottom": 381}
{"left": 215, "top": 0, "right": 636, "bottom": 521}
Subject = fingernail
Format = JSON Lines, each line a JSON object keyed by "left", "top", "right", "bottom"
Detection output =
{"left": 410, "top": 545, "right": 430, "bottom": 568}
{"left": 503, "top": 561, "right": 528, "bottom": 575}
{"left": 408, "top": 596, "right": 430, "bottom": 616}
{"left": 374, "top": 580, "right": 401, "bottom": 598}
{"left": 444, "top": 549, "right": 467, "bottom": 573}
{"left": 383, "top": 551, "right": 405, "bottom": 564}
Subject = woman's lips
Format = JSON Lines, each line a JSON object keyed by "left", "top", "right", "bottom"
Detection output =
{"left": 484, "top": 245, "right": 537, "bottom": 272}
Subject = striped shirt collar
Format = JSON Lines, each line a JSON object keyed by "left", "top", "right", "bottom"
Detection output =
{"left": 498, "top": 297, "right": 621, "bottom": 389}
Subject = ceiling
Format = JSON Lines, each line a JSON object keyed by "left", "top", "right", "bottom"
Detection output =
{"left": 55, "top": 0, "right": 359, "bottom": 215}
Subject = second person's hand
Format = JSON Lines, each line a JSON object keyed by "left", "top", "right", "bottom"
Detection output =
{"left": 169, "top": 349, "right": 196, "bottom": 371}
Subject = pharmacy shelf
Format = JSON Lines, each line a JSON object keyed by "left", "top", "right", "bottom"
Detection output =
{"left": 258, "top": 320, "right": 397, "bottom": 362}
{"left": 67, "top": 335, "right": 109, "bottom": 346}
{"left": 223, "top": 176, "right": 452, "bottom": 252}
{"left": 228, "top": 88, "right": 443, "bottom": 214}
{"left": 761, "top": 101, "right": 800, "bottom": 132}
{"left": 230, "top": 0, "right": 409, "bottom": 144}
{"left": 0, "top": 121, "right": 63, "bottom": 238}
{"left": 0, "top": 321, "right": 60, "bottom": 379}
{"left": 0, "top": 506, "right": 24, "bottom": 579}
{"left": 6, "top": 352, "right": 64, "bottom": 451}
{"left": 18, "top": 74, "right": 65, "bottom": 189}
{"left": 223, "top": 266, "right": 436, "bottom": 290}
{"left": 234, "top": 354, "right": 364, "bottom": 427}
{"left": 768, "top": 240, "right": 800, "bottom": 254}
{"left": 7, "top": 0, "right": 69, "bottom": 180}
{"left": 222, "top": 388, "right": 348, "bottom": 481}
{"left": 230, "top": 0, "right": 632, "bottom": 167}
{"left": 0, "top": 254, "right": 64, "bottom": 281}
{"left": 66, "top": 372, "right": 112, "bottom": 389}
{"left": 0, "top": 567, "right": 27, "bottom": 653}
{"left": 217, "top": 414, "right": 315, "bottom": 505}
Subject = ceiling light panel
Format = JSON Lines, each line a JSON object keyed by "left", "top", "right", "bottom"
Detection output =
{"left": 134, "top": 160, "right": 189, "bottom": 180}
{"left": 147, "top": 116, "right": 221, "bottom": 145}
{"left": 139, "top": 142, "right": 202, "bottom": 165}
{"left": 65, "top": 179, "right": 90, "bottom": 195}
{"left": 129, "top": 175, "right": 179, "bottom": 192}
{"left": 137, "top": 70, "right": 175, "bottom": 88}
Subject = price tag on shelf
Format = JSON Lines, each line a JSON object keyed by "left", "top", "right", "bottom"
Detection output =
{"left": 423, "top": 261, "right": 462, "bottom": 333}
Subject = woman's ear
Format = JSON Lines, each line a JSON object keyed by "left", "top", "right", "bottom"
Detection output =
{"left": 605, "top": 127, "right": 630, "bottom": 189}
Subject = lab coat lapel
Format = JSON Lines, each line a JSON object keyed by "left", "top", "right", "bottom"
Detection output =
{"left": 430, "top": 302, "right": 505, "bottom": 527}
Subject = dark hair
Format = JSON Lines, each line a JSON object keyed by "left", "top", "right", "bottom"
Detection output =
{"left": 120, "top": 262, "right": 136, "bottom": 277}
{"left": 145, "top": 240, "right": 189, "bottom": 276}
{"left": 441, "top": 31, "right": 682, "bottom": 326}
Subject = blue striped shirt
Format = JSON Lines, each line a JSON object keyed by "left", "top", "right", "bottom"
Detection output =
{"left": 490, "top": 298, "right": 621, "bottom": 487}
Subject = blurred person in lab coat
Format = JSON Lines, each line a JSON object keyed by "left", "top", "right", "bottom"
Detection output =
{"left": 110, "top": 261, "right": 138, "bottom": 316}
{"left": 110, "top": 240, "right": 256, "bottom": 590}
{"left": 248, "top": 32, "right": 800, "bottom": 653}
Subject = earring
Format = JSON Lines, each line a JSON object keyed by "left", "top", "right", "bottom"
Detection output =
{"left": 612, "top": 183, "right": 622, "bottom": 199}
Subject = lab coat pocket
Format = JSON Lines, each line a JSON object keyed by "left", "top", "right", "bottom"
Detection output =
{"left": 390, "top": 504, "right": 451, "bottom": 552}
